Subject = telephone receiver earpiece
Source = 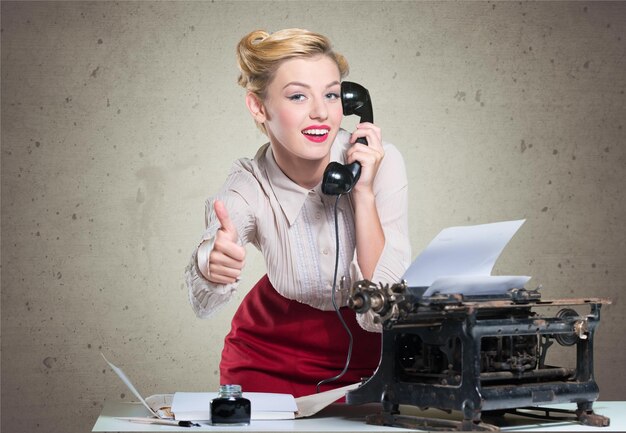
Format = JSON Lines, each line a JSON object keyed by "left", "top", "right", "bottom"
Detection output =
{"left": 321, "top": 81, "right": 373, "bottom": 195}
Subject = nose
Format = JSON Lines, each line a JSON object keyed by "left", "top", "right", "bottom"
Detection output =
{"left": 309, "top": 96, "right": 328, "bottom": 120}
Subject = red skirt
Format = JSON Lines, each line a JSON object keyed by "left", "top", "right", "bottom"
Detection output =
{"left": 219, "top": 275, "right": 381, "bottom": 398}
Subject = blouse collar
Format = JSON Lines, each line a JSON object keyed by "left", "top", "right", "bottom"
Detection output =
{"left": 263, "top": 129, "right": 349, "bottom": 226}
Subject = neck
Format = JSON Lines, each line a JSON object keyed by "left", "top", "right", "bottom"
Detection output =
{"left": 273, "top": 152, "right": 329, "bottom": 190}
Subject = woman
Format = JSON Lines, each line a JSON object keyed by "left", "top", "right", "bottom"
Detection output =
{"left": 185, "top": 28, "right": 411, "bottom": 398}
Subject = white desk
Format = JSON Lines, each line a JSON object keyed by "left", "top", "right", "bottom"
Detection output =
{"left": 93, "top": 401, "right": 625, "bottom": 432}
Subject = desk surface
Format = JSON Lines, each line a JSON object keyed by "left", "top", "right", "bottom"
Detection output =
{"left": 93, "top": 401, "right": 625, "bottom": 432}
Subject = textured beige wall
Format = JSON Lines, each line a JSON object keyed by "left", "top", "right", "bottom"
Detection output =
{"left": 1, "top": 1, "right": 625, "bottom": 432}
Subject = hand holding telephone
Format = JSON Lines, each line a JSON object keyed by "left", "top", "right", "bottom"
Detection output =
{"left": 321, "top": 81, "right": 373, "bottom": 195}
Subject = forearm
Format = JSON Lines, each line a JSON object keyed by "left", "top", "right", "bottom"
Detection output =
{"left": 353, "top": 190, "right": 385, "bottom": 280}
{"left": 351, "top": 143, "right": 411, "bottom": 285}
{"left": 186, "top": 173, "right": 256, "bottom": 317}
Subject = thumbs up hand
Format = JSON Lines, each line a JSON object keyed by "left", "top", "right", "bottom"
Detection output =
{"left": 206, "top": 200, "right": 246, "bottom": 284}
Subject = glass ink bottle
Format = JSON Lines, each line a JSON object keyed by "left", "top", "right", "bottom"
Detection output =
{"left": 210, "top": 384, "right": 251, "bottom": 426}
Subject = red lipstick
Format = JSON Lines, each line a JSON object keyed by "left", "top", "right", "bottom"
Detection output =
{"left": 302, "top": 125, "right": 331, "bottom": 143}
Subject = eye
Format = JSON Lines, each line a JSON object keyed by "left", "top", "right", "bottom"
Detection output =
{"left": 287, "top": 93, "right": 306, "bottom": 102}
{"left": 325, "top": 92, "right": 340, "bottom": 100}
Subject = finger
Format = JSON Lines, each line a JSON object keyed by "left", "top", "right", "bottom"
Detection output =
{"left": 347, "top": 143, "right": 384, "bottom": 163}
{"left": 208, "top": 262, "right": 243, "bottom": 280}
{"left": 209, "top": 247, "right": 246, "bottom": 269}
{"left": 206, "top": 249, "right": 244, "bottom": 284}
{"left": 355, "top": 123, "right": 382, "bottom": 142}
{"left": 213, "top": 234, "right": 246, "bottom": 261}
{"left": 351, "top": 127, "right": 382, "bottom": 149}
{"left": 207, "top": 269, "right": 240, "bottom": 285}
{"left": 214, "top": 200, "right": 238, "bottom": 241}
{"left": 352, "top": 128, "right": 381, "bottom": 146}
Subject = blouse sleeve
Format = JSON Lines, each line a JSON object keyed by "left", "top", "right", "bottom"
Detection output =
{"left": 184, "top": 166, "right": 258, "bottom": 319}
{"left": 354, "top": 143, "right": 412, "bottom": 332}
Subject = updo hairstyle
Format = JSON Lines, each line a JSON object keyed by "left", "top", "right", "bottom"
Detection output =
{"left": 236, "top": 28, "right": 349, "bottom": 134}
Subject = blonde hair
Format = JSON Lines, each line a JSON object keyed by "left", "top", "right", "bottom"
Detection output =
{"left": 236, "top": 28, "right": 349, "bottom": 133}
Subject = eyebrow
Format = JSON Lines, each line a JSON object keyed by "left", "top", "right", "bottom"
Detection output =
{"left": 282, "top": 80, "right": 340, "bottom": 90}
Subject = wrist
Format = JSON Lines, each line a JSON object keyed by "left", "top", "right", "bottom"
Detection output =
{"left": 351, "top": 187, "right": 376, "bottom": 204}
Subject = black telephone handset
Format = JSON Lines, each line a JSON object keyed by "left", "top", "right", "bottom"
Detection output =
{"left": 321, "top": 81, "right": 373, "bottom": 195}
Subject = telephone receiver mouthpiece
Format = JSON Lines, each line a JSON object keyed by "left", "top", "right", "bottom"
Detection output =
{"left": 322, "top": 161, "right": 361, "bottom": 195}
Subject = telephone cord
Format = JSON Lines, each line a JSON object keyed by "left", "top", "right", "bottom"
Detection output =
{"left": 316, "top": 194, "right": 354, "bottom": 393}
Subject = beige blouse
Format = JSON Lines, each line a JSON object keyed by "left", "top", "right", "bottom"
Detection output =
{"left": 184, "top": 129, "right": 411, "bottom": 331}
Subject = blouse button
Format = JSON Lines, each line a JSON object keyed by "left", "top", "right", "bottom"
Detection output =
{"left": 322, "top": 249, "right": 329, "bottom": 255}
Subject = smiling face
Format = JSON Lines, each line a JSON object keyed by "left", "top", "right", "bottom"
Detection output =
{"left": 247, "top": 55, "right": 344, "bottom": 187}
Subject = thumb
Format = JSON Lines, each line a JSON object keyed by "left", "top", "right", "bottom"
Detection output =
{"left": 214, "top": 200, "right": 238, "bottom": 240}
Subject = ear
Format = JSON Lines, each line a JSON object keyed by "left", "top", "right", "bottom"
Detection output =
{"left": 245, "top": 92, "right": 267, "bottom": 123}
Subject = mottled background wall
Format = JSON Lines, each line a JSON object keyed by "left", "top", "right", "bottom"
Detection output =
{"left": 1, "top": 1, "right": 624, "bottom": 432}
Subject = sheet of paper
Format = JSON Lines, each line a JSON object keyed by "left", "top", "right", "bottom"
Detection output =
{"left": 171, "top": 391, "right": 298, "bottom": 421}
{"left": 423, "top": 275, "right": 531, "bottom": 297}
{"left": 402, "top": 219, "right": 526, "bottom": 288}
{"left": 294, "top": 382, "right": 360, "bottom": 418}
{"left": 101, "top": 353, "right": 159, "bottom": 418}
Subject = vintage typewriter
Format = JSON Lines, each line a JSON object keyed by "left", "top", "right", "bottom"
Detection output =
{"left": 346, "top": 280, "right": 611, "bottom": 431}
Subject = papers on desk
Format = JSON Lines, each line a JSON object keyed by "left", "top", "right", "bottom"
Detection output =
{"left": 171, "top": 392, "right": 297, "bottom": 421}
{"left": 402, "top": 219, "right": 531, "bottom": 296}
{"left": 102, "top": 353, "right": 355, "bottom": 422}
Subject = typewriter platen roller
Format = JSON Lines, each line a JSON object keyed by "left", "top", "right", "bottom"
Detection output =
{"left": 346, "top": 281, "right": 611, "bottom": 431}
